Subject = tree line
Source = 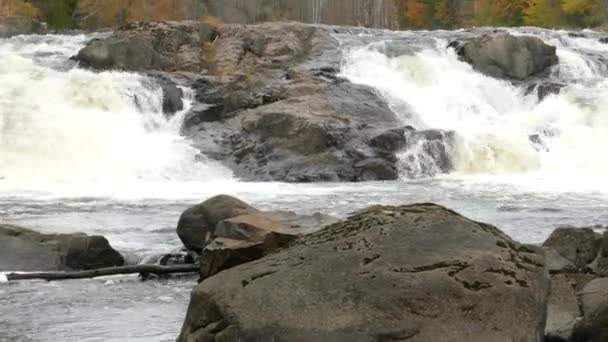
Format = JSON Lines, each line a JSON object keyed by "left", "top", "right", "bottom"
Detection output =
{"left": 2, "top": 0, "right": 607, "bottom": 30}
{"left": 397, "top": 0, "right": 608, "bottom": 29}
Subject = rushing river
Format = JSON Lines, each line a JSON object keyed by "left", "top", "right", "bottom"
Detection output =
{"left": 1, "top": 27, "right": 608, "bottom": 341}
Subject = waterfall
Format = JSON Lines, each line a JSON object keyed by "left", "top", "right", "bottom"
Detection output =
{"left": 311, "top": 0, "right": 324, "bottom": 24}
{"left": 0, "top": 34, "right": 232, "bottom": 192}
{"left": 340, "top": 29, "right": 608, "bottom": 191}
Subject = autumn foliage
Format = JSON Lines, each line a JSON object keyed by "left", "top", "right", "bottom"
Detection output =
{"left": 0, "top": 0, "right": 606, "bottom": 30}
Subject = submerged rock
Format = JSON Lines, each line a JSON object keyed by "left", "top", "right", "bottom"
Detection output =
{"left": 526, "top": 82, "right": 564, "bottom": 101}
{"left": 178, "top": 203, "right": 549, "bottom": 342}
{"left": 0, "top": 224, "right": 124, "bottom": 272}
{"left": 451, "top": 32, "right": 558, "bottom": 80}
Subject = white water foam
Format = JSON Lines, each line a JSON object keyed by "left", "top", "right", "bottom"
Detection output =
{"left": 341, "top": 34, "right": 608, "bottom": 193}
{"left": 0, "top": 35, "right": 233, "bottom": 196}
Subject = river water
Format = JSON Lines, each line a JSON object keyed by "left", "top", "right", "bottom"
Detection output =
{"left": 1, "top": 28, "right": 608, "bottom": 341}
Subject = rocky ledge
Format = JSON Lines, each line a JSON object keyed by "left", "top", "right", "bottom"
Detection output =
{"left": 73, "top": 21, "right": 460, "bottom": 182}
{"left": 73, "top": 22, "right": 560, "bottom": 182}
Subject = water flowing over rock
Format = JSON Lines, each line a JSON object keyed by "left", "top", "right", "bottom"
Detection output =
{"left": 178, "top": 204, "right": 549, "bottom": 342}
{"left": 0, "top": 224, "right": 124, "bottom": 272}
{"left": 450, "top": 33, "right": 558, "bottom": 80}
{"left": 75, "top": 21, "right": 410, "bottom": 182}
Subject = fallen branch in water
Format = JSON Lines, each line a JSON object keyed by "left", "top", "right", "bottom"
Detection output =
{"left": 4, "top": 264, "right": 198, "bottom": 281}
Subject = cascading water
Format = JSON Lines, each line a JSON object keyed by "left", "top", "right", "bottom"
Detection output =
{"left": 311, "top": 0, "right": 324, "bottom": 24}
{"left": 340, "top": 28, "right": 608, "bottom": 192}
{"left": 0, "top": 34, "right": 232, "bottom": 195}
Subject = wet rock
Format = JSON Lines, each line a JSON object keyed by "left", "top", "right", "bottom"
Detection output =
{"left": 354, "top": 158, "right": 399, "bottom": 181}
{"left": 545, "top": 274, "right": 582, "bottom": 339}
{"left": 599, "top": 37, "right": 608, "bottom": 44}
{"left": 79, "top": 21, "right": 407, "bottom": 182}
{"left": 543, "top": 227, "right": 600, "bottom": 269}
{"left": 178, "top": 204, "right": 549, "bottom": 342}
{"left": 451, "top": 33, "right": 558, "bottom": 80}
{"left": 154, "top": 76, "right": 183, "bottom": 115}
{"left": 526, "top": 82, "right": 564, "bottom": 101}
{"left": 568, "top": 32, "right": 587, "bottom": 38}
{"left": 177, "top": 195, "right": 260, "bottom": 253}
{"left": 400, "top": 129, "right": 455, "bottom": 177}
{"left": 0, "top": 224, "right": 124, "bottom": 272}
{"left": 370, "top": 127, "right": 410, "bottom": 152}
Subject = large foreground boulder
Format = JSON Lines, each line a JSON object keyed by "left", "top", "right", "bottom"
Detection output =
{"left": 178, "top": 203, "right": 549, "bottom": 342}
{"left": 451, "top": 32, "right": 558, "bottom": 80}
{"left": 0, "top": 224, "right": 124, "bottom": 272}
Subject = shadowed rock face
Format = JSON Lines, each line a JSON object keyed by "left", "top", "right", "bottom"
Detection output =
{"left": 0, "top": 224, "right": 124, "bottom": 272}
{"left": 178, "top": 203, "right": 549, "bottom": 342}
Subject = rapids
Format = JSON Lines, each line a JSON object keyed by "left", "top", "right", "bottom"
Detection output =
{"left": 1, "top": 27, "right": 608, "bottom": 341}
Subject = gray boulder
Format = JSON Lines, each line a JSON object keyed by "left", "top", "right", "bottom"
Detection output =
{"left": 177, "top": 195, "right": 260, "bottom": 253}
{"left": 178, "top": 203, "right": 549, "bottom": 342}
{"left": 74, "top": 21, "right": 216, "bottom": 72}
{"left": 177, "top": 195, "right": 337, "bottom": 254}
{"left": 0, "top": 224, "right": 124, "bottom": 272}
{"left": 543, "top": 227, "right": 600, "bottom": 269}
{"left": 452, "top": 33, "right": 558, "bottom": 80}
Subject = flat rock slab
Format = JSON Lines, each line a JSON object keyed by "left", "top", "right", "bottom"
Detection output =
{"left": 0, "top": 224, "right": 124, "bottom": 272}
{"left": 178, "top": 203, "right": 549, "bottom": 342}
{"left": 545, "top": 274, "right": 582, "bottom": 339}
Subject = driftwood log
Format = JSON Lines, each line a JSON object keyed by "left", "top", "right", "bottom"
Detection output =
{"left": 5, "top": 264, "right": 198, "bottom": 281}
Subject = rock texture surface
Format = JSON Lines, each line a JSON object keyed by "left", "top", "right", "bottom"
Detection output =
{"left": 0, "top": 224, "right": 124, "bottom": 272}
{"left": 74, "top": 21, "right": 444, "bottom": 182}
{"left": 451, "top": 32, "right": 558, "bottom": 80}
{"left": 543, "top": 227, "right": 600, "bottom": 269}
{"left": 178, "top": 203, "right": 549, "bottom": 342}
{"left": 545, "top": 274, "right": 582, "bottom": 339}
